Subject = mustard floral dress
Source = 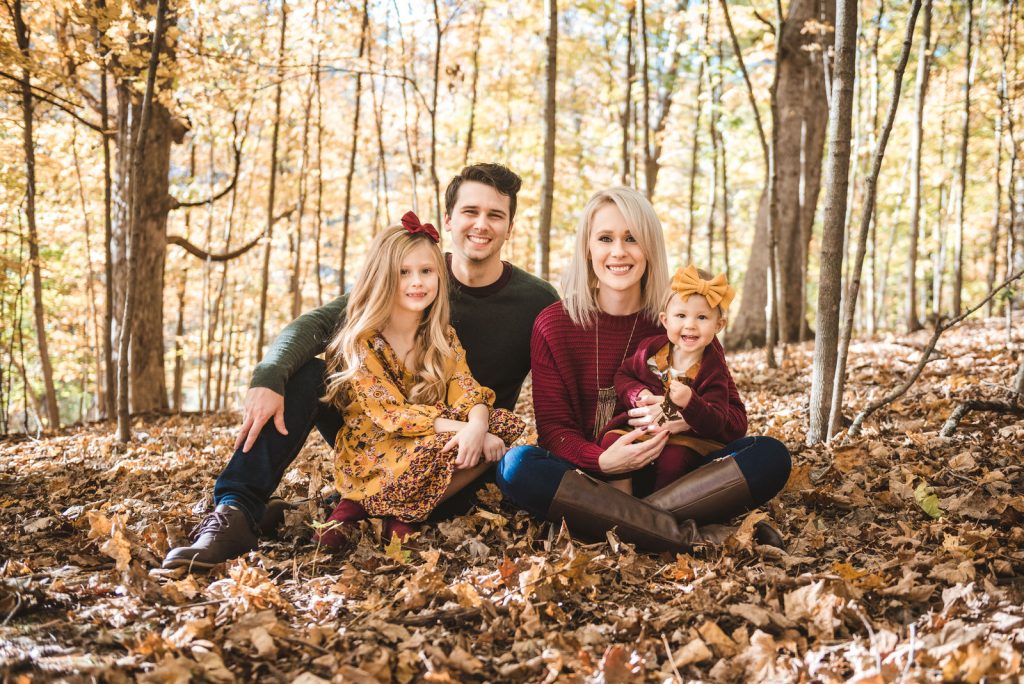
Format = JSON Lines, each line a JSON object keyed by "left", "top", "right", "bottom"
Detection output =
{"left": 333, "top": 327, "right": 524, "bottom": 522}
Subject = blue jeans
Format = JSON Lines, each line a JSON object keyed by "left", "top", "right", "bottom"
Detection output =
{"left": 214, "top": 359, "right": 342, "bottom": 524}
{"left": 496, "top": 436, "right": 792, "bottom": 520}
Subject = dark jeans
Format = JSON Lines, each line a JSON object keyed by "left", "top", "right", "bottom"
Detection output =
{"left": 214, "top": 358, "right": 493, "bottom": 525}
{"left": 496, "top": 436, "right": 792, "bottom": 520}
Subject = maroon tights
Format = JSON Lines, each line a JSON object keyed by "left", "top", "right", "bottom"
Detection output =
{"left": 598, "top": 432, "right": 703, "bottom": 491}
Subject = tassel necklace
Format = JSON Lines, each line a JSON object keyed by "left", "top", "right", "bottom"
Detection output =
{"left": 593, "top": 311, "right": 640, "bottom": 439}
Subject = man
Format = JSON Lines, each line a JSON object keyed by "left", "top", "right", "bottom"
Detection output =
{"left": 164, "top": 163, "right": 559, "bottom": 569}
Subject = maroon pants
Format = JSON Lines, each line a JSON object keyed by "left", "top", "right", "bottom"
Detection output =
{"left": 598, "top": 432, "right": 703, "bottom": 491}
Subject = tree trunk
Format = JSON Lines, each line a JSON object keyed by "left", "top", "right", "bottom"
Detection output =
{"left": 464, "top": 5, "right": 485, "bottom": 167}
{"left": 987, "top": 101, "right": 1004, "bottom": 317}
{"left": 806, "top": 0, "right": 857, "bottom": 445}
{"left": 704, "top": 54, "right": 720, "bottom": 270}
{"left": 728, "top": 0, "right": 831, "bottom": 347}
{"left": 116, "top": 0, "right": 169, "bottom": 441}
{"left": 952, "top": 0, "right": 974, "bottom": 317}
{"left": 536, "top": 0, "right": 557, "bottom": 281}
{"left": 291, "top": 55, "right": 316, "bottom": 319}
{"left": 94, "top": 6, "right": 116, "bottom": 420}
{"left": 430, "top": 0, "right": 442, "bottom": 222}
{"left": 645, "top": 0, "right": 688, "bottom": 198}
{"left": 172, "top": 269, "right": 187, "bottom": 411}
{"left": 313, "top": 0, "right": 325, "bottom": 303}
{"left": 828, "top": 0, "right": 921, "bottom": 438}
{"left": 906, "top": 0, "right": 933, "bottom": 332}
{"left": 255, "top": 1, "right": 287, "bottom": 360}
{"left": 340, "top": 0, "right": 370, "bottom": 289}
{"left": 866, "top": 0, "right": 885, "bottom": 335}
{"left": 717, "top": 41, "right": 731, "bottom": 283}
{"left": 620, "top": 5, "right": 636, "bottom": 186}
{"left": 11, "top": 0, "right": 61, "bottom": 429}
{"left": 640, "top": 0, "right": 652, "bottom": 199}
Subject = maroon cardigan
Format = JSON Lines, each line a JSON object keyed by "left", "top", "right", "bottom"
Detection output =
{"left": 604, "top": 334, "right": 747, "bottom": 443}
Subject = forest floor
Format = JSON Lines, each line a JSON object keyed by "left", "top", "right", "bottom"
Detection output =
{"left": 1, "top": 321, "right": 1023, "bottom": 683}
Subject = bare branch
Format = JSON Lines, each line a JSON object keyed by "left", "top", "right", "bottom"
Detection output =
{"left": 166, "top": 233, "right": 262, "bottom": 262}
{"left": 169, "top": 119, "right": 243, "bottom": 209}
{"left": 848, "top": 268, "right": 1024, "bottom": 437}
{"left": 939, "top": 399, "right": 1024, "bottom": 437}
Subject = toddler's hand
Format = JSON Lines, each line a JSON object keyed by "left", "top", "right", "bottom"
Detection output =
{"left": 668, "top": 381, "right": 692, "bottom": 408}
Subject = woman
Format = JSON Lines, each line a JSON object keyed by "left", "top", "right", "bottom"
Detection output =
{"left": 496, "top": 187, "right": 791, "bottom": 552}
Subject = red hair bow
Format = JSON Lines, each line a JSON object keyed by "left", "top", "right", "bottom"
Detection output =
{"left": 401, "top": 211, "right": 439, "bottom": 243}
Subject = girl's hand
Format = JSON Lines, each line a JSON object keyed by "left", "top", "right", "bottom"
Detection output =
{"left": 597, "top": 428, "right": 669, "bottom": 475}
{"left": 443, "top": 421, "right": 488, "bottom": 469}
{"left": 627, "top": 392, "right": 666, "bottom": 428}
{"left": 668, "top": 381, "right": 692, "bottom": 408}
{"left": 482, "top": 433, "right": 507, "bottom": 463}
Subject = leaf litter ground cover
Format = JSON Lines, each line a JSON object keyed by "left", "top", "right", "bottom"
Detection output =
{"left": 1, "top": 321, "right": 1023, "bottom": 682}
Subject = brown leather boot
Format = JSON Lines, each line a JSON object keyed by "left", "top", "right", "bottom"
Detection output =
{"left": 547, "top": 470, "right": 707, "bottom": 553}
{"left": 162, "top": 505, "right": 258, "bottom": 571}
{"left": 644, "top": 458, "right": 785, "bottom": 549}
{"left": 643, "top": 457, "right": 753, "bottom": 524}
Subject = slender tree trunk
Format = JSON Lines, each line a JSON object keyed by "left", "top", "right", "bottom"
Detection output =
{"left": 931, "top": 99, "right": 951, "bottom": 320}
{"left": 91, "top": 3, "right": 116, "bottom": 421}
{"left": 313, "top": 0, "right": 324, "bottom": 303}
{"left": 291, "top": 57, "right": 316, "bottom": 319}
{"left": 70, "top": 123, "right": 103, "bottom": 418}
{"left": 430, "top": 0, "right": 442, "bottom": 222}
{"left": 953, "top": 0, "right": 975, "bottom": 317}
{"left": 621, "top": 5, "right": 635, "bottom": 186}
{"left": 367, "top": 9, "right": 391, "bottom": 233}
{"left": 117, "top": 0, "right": 168, "bottom": 441}
{"left": 255, "top": 1, "right": 287, "bottom": 360}
{"left": 806, "top": 0, "right": 857, "bottom": 445}
{"left": 645, "top": 0, "right": 688, "bottom": 198}
{"left": 987, "top": 106, "right": 1004, "bottom": 318}
{"left": 686, "top": 6, "right": 707, "bottom": 265}
{"left": 866, "top": 0, "right": 885, "bottom": 335}
{"left": 705, "top": 55, "right": 721, "bottom": 270}
{"left": 340, "top": 0, "right": 370, "bottom": 289}
{"left": 828, "top": 0, "right": 921, "bottom": 438}
{"left": 11, "top": 0, "right": 60, "bottom": 429}
{"left": 464, "top": 5, "right": 485, "bottom": 167}
{"left": 717, "top": 41, "right": 731, "bottom": 283}
{"left": 172, "top": 269, "right": 187, "bottom": 411}
{"left": 640, "top": 0, "right": 652, "bottom": 199}
{"left": 536, "top": 0, "right": 557, "bottom": 281}
{"left": 906, "top": 0, "right": 933, "bottom": 332}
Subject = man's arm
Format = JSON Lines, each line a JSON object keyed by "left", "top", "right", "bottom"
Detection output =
{"left": 235, "top": 295, "right": 348, "bottom": 452}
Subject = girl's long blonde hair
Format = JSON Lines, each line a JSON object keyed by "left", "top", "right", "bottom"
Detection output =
{"left": 560, "top": 186, "right": 669, "bottom": 327}
{"left": 323, "top": 224, "right": 453, "bottom": 407}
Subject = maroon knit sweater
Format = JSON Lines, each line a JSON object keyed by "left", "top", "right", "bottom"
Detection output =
{"left": 531, "top": 302, "right": 662, "bottom": 471}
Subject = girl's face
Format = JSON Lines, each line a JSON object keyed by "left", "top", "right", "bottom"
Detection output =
{"left": 588, "top": 203, "right": 647, "bottom": 297}
{"left": 393, "top": 241, "right": 440, "bottom": 317}
{"left": 659, "top": 293, "right": 726, "bottom": 354}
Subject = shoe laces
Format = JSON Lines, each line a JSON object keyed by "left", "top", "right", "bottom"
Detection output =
{"left": 189, "top": 511, "right": 231, "bottom": 541}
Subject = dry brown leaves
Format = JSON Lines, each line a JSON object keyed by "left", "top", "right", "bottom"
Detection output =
{"left": 1, "top": 321, "right": 1022, "bottom": 682}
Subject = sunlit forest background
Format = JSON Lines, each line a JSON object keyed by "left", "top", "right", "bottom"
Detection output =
{"left": 1, "top": 0, "right": 1021, "bottom": 434}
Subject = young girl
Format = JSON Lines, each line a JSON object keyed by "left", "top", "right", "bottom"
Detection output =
{"left": 599, "top": 265, "right": 747, "bottom": 495}
{"left": 316, "top": 212, "right": 524, "bottom": 547}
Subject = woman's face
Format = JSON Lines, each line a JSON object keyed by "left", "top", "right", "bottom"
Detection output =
{"left": 588, "top": 202, "right": 647, "bottom": 297}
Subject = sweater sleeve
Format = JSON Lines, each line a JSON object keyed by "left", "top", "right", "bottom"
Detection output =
{"left": 250, "top": 295, "right": 348, "bottom": 394}
{"left": 445, "top": 329, "right": 496, "bottom": 416}
{"left": 615, "top": 345, "right": 657, "bottom": 407}
{"left": 532, "top": 326, "right": 606, "bottom": 472}
{"left": 679, "top": 360, "right": 747, "bottom": 442}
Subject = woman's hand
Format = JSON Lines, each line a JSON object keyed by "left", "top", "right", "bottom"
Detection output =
{"left": 668, "top": 381, "right": 692, "bottom": 409}
{"left": 657, "top": 417, "right": 692, "bottom": 434}
{"left": 627, "top": 392, "right": 666, "bottom": 428}
{"left": 597, "top": 428, "right": 669, "bottom": 475}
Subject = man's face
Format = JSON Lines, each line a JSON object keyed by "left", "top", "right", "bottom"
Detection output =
{"left": 443, "top": 180, "right": 514, "bottom": 265}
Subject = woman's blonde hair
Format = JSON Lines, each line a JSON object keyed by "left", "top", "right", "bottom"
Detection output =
{"left": 323, "top": 224, "right": 453, "bottom": 406}
{"left": 560, "top": 186, "right": 669, "bottom": 327}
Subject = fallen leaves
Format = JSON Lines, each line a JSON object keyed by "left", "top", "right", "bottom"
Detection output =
{"left": 1, "top": 322, "right": 1023, "bottom": 681}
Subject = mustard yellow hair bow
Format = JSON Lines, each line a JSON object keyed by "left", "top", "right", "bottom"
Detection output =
{"left": 671, "top": 264, "right": 735, "bottom": 310}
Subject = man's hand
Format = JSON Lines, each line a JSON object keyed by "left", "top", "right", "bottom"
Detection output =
{"left": 234, "top": 387, "right": 287, "bottom": 453}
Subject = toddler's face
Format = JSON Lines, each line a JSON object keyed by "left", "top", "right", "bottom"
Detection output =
{"left": 660, "top": 293, "right": 726, "bottom": 353}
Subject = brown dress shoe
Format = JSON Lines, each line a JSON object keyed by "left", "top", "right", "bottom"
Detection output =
{"left": 162, "top": 505, "right": 258, "bottom": 571}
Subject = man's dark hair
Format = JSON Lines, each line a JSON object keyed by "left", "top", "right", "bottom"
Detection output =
{"left": 444, "top": 163, "right": 522, "bottom": 222}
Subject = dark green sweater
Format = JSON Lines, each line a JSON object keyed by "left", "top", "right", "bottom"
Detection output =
{"left": 251, "top": 257, "right": 559, "bottom": 411}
